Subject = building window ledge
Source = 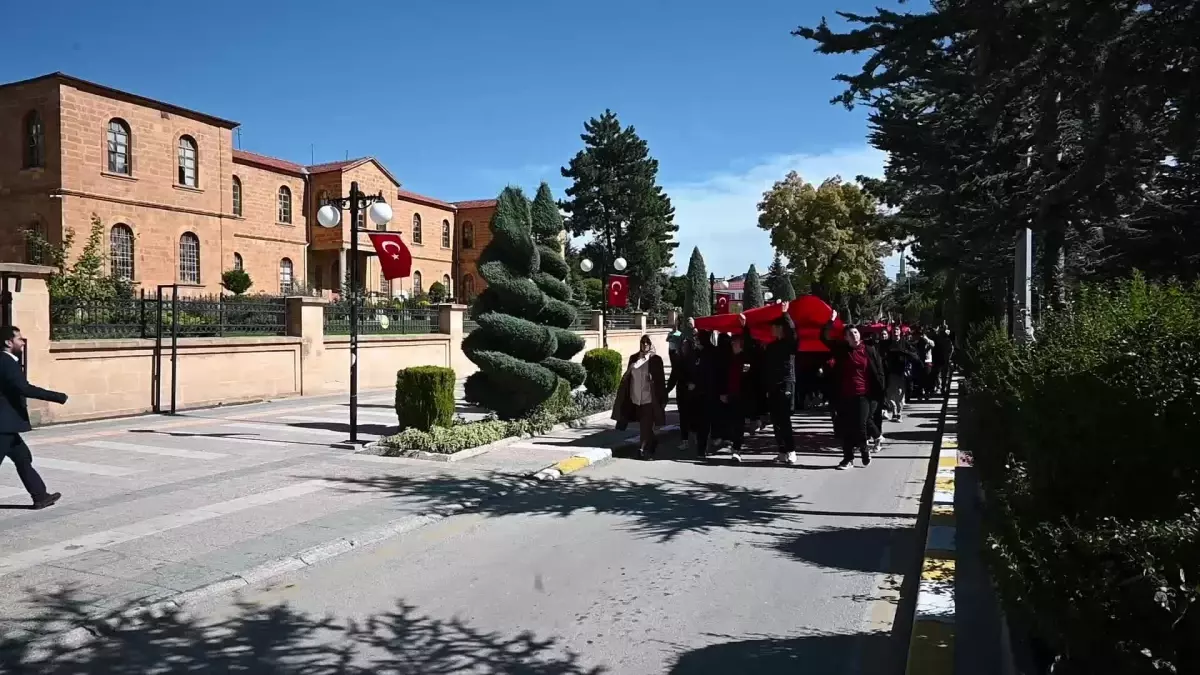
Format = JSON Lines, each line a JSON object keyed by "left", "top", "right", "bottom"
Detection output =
{"left": 173, "top": 184, "right": 203, "bottom": 194}
{"left": 101, "top": 170, "right": 137, "bottom": 182}
{"left": 276, "top": 222, "right": 295, "bottom": 227}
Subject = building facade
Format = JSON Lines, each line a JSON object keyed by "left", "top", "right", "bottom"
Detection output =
{"left": 1, "top": 72, "right": 499, "bottom": 301}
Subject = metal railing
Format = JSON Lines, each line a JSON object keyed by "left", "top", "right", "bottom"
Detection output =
{"left": 50, "top": 292, "right": 288, "bottom": 340}
{"left": 323, "top": 300, "right": 438, "bottom": 335}
{"left": 605, "top": 313, "right": 640, "bottom": 330}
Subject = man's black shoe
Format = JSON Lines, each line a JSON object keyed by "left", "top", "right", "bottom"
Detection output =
{"left": 32, "top": 492, "right": 61, "bottom": 510}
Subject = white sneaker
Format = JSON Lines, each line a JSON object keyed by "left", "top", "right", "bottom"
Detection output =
{"left": 730, "top": 452, "right": 743, "bottom": 463}
{"left": 837, "top": 459, "right": 854, "bottom": 470}
{"left": 882, "top": 410, "right": 892, "bottom": 421}
{"left": 874, "top": 435, "right": 884, "bottom": 452}
{"left": 785, "top": 451, "right": 797, "bottom": 465}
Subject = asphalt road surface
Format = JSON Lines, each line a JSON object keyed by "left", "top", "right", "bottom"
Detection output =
{"left": 3, "top": 398, "right": 942, "bottom": 674}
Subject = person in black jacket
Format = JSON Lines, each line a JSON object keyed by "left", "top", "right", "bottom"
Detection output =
{"left": 882, "top": 325, "right": 922, "bottom": 421}
{"left": 0, "top": 326, "right": 69, "bottom": 509}
{"left": 820, "top": 313, "right": 886, "bottom": 470}
{"left": 684, "top": 330, "right": 719, "bottom": 458}
{"left": 752, "top": 302, "right": 798, "bottom": 465}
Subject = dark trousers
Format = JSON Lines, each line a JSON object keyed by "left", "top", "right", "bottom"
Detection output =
{"left": 0, "top": 433, "right": 48, "bottom": 500}
{"left": 870, "top": 399, "right": 884, "bottom": 438}
{"left": 687, "top": 395, "right": 711, "bottom": 452}
{"left": 636, "top": 404, "right": 659, "bottom": 453}
{"left": 768, "top": 382, "right": 795, "bottom": 453}
{"left": 836, "top": 395, "right": 874, "bottom": 461}
{"left": 722, "top": 395, "right": 746, "bottom": 451}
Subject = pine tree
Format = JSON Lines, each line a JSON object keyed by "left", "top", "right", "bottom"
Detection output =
{"left": 743, "top": 264, "right": 764, "bottom": 309}
{"left": 683, "top": 247, "right": 710, "bottom": 325}
{"left": 561, "top": 110, "right": 677, "bottom": 310}
{"left": 766, "top": 252, "right": 795, "bottom": 301}
{"left": 530, "top": 182, "right": 586, "bottom": 388}
{"left": 462, "top": 187, "right": 561, "bottom": 419}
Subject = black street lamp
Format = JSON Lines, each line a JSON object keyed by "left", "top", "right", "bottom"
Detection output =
{"left": 579, "top": 254, "right": 627, "bottom": 348}
{"left": 316, "top": 180, "right": 392, "bottom": 445}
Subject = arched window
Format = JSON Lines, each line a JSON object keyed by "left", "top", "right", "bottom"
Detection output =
{"left": 232, "top": 176, "right": 243, "bottom": 216}
{"left": 109, "top": 224, "right": 135, "bottom": 280}
{"left": 279, "top": 258, "right": 294, "bottom": 294}
{"left": 233, "top": 252, "right": 243, "bottom": 271}
{"left": 380, "top": 270, "right": 391, "bottom": 297}
{"left": 461, "top": 274, "right": 475, "bottom": 299}
{"left": 411, "top": 214, "right": 422, "bottom": 244}
{"left": 179, "top": 232, "right": 200, "bottom": 283}
{"left": 23, "top": 111, "right": 44, "bottom": 169}
{"left": 277, "top": 186, "right": 292, "bottom": 223}
{"left": 441, "top": 220, "right": 451, "bottom": 248}
{"left": 106, "top": 119, "right": 131, "bottom": 175}
{"left": 24, "top": 222, "right": 45, "bottom": 265}
{"left": 442, "top": 274, "right": 452, "bottom": 298}
{"left": 177, "top": 135, "right": 198, "bottom": 187}
{"left": 412, "top": 270, "right": 423, "bottom": 296}
{"left": 461, "top": 221, "right": 474, "bottom": 249}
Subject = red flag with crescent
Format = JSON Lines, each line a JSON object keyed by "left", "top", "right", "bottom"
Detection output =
{"left": 368, "top": 232, "right": 412, "bottom": 280}
{"left": 715, "top": 293, "right": 731, "bottom": 314}
{"left": 607, "top": 274, "right": 629, "bottom": 308}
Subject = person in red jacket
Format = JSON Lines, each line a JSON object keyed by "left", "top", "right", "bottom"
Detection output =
{"left": 820, "top": 312, "right": 886, "bottom": 470}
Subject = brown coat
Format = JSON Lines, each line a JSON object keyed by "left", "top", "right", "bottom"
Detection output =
{"left": 612, "top": 353, "right": 667, "bottom": 430}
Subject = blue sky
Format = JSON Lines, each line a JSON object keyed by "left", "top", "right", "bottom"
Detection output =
{"left": 2, "top": 0, "right": 911, "bottom": 279}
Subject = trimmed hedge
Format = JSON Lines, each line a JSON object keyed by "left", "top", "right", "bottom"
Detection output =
{"left": 395, "top": 366, "right": 456, "bottom": 432}
{"left": 963, "top": 274, "right": 1200, "bottom": 674}
{"left": 582, "top": 348, "right": 623, "bottom": 396}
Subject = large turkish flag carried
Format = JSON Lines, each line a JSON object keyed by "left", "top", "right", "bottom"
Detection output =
{"left": 693, "top": 295, "right": 844, "bottom": 352}
{"left": 368, "top": 232, "right": 412, "bottom": 280}
{"left": 607, "top": 274, "right": 629, "bottom": 308}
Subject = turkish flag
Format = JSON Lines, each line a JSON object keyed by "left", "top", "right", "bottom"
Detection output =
{"left": 607, "top": 274, "right": 629, "bottom": 308}
{"left": 368, "top": 232, "right": 412, "bottom": 280}
{"left": 715, "top": 294, "right": 731, "bottom": 314}
{"left": 693, "top": 295, "right": 844, "bottom": 352}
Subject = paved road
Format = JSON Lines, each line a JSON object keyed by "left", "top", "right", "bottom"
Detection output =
{"left": 0, "top": 393, "right": 944, "bottom": 673}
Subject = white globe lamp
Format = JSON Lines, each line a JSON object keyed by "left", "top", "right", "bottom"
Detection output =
{"left": 764, "top": 291, "right": 774, "bottom": 301}
{"left": 368, "top": 201, "right": 393, "bottom": 227}
{"left": 579, "top": 259, "right": 594, "bottom": 273}
{"left": 316, "top": 204, "right": 341, "bottom": 229}
{"left": 613, "top": 257, "right": 627, "bottom": 272}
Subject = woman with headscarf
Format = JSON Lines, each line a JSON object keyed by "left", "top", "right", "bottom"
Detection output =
{"left": 612, "top": 334, "right": 668, "bottom": 460}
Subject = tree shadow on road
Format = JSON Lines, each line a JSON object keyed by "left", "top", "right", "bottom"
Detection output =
{"left": 667, "top": 629, "right": 899, "bottom": 675}
{"left": 769, "top": 524, "right": 917, "bottom": 576}
{"left": 318, "top": 472, "right": 805, "bottom": 543}
{"left": 0, "top": 588, "right": 607, "bottom": 674}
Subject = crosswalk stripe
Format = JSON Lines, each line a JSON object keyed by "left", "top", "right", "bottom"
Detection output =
{"left": 219, "top": 422, "right": 347, "bottom": 436}
{"left": 78, "top": 440, "right": 228, "bottom": 460}
{"left": 0, "top": 479, "right": 330, "bottom": 576}
{"left": 281, "top": 415, "right": 395, "bottom": 427}
{"left": 34, "top": 457, "right": 140, "bottom": 476}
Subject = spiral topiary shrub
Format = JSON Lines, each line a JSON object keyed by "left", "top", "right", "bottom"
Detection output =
{"left": 462, "top": 186, "right": 561, "bottom": 419}
{"left": 395, "top": 365, "right": 456, "bottom": 431}
{"left": 582, "top": 348, "right": 623, "bottom": 396}
{"left": 530, "top": 182, "right": 587, "bottom": 388}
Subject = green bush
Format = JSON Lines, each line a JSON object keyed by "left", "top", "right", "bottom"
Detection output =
{"left": 394, "top": 366, "right": 456, "bottom": 432}
{"left": 963, "top": 274, "right": 1200, "bottom": 674}
{"left": 582, "top": 348, "right": 623, "bottom": 396}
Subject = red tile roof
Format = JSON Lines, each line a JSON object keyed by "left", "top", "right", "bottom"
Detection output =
{"left": 453, "top": 199, "right": 498, "bottom": 210}
{"left": 396, "top": 188, "right": 455, "bottom": 210}
{"left": 232, "top": 149, "right": 306, "bottom": 176}
{"left": 306, "top": 157, "right": 401, "bottom": 188}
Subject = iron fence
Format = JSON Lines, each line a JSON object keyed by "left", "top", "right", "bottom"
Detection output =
{"left": 50, "top": 292, "right": 288, "bottom": 340}
{"left": 605, "top": 313, "right": 640, "bottom": 330}
{"left": 324, "top": 299, "right": 438, "bottom": 335}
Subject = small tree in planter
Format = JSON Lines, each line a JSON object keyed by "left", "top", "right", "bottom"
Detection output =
{"left": 427, "top": 281, "right": 447, "bottom": 304}
{"left": 221, "top": 269, "right": 253, "bottom": 295}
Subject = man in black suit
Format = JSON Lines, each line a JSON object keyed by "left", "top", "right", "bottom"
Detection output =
{"left": 0, "top": 326, "right": 68, "bottom": 509}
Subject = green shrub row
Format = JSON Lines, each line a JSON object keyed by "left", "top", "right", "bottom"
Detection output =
{"left": 380, "top": 391, "right": 615, "bottom": 456}
{"left": 962, "top": 274, "right": 1200, "bottom": 674}
{"left": 395, "top": 366, "right": 456, "bottom": 432}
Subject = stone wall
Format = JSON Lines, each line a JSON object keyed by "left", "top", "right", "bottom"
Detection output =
{"left": 7, "top": 264, "right": 667, "bottom": 426}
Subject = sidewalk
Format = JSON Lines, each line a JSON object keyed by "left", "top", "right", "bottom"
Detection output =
{"left": 0, "top": 388, "right": 648, "bottom": 637}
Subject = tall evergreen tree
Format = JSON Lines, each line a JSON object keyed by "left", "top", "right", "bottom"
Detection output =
{"left": 683, "top": 247, "right": 710, "bottom": 324}
{"left": 560, "top": 110, "right": 678, "bottom": 309}
{"left": 530, "top": 182, "right": 587, "bottom": 388}
{"left": 743, "top": 264, "right": 764, "bottom": 309}
{"left": 766, "top": 252, "right": 796, "bottom": 301}
{"left": 462, "top": 187, "right": 560, "bottom": 419}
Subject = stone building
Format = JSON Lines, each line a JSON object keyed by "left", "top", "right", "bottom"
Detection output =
{"left": 0, "top": 72, "right": 498, "bottom": 301}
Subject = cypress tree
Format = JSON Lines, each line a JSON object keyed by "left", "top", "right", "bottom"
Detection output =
{"left": 767, "top": 252, "right": 796, "bottom": 301}
{"left": 462, "top": 187, "right": 560, "bottom": 419}
{"left": 743, "top": 264, "right": 764, "bottom": 309}
{"left": 683, "top": 247, "right": 710, "bottom": 323}
{"left": 530, "top": 182, "right": 586, "bottom": 388}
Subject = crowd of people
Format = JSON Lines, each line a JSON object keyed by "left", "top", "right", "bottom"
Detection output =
{"left": 612, "top": 305, "right": 955, "bottom": 470}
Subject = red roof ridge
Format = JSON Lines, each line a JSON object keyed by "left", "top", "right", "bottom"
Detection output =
{"left": 452, "top": 199, "right": 498, "bottom": 209}
{"left": 232, "top": 149, "right": 306, "bottom": 175}
{"left": 396, "top": 188, "right": 455, "bottom": 210}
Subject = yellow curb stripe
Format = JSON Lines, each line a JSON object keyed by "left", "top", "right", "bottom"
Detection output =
{"left": 906, "top": 619, "right": 955, "bottom": 675}
{"left": 921, "top": 555, "right": 956, "bottom": 581}
{"left": 938, "top": 455, "right": 958, "bottom": 468}
{"left": 553, "top": 456, "right": 592, "bottom": 475}
{"left": 935, "top": 477, "right": 955, "bottom": 491}
{"left": 942, "top": 439, "right": 958, "bottom": 449}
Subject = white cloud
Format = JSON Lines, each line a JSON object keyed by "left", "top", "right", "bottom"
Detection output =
{"left": 663, "top": 146, "right": 899, "bottom": 279}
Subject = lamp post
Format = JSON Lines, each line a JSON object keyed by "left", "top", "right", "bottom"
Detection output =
{"left": 709, "top": 274, "right": 729, "bottom": 312}
{"left": 316, "top": 181, "right": 392, "bottom": 444}
{"left": 579, "top": 255, "right": 627, "bottom": 348}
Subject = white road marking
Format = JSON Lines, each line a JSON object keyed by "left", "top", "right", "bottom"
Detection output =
{"left": 219, "top": 422, "right": 346, "bottom": 436}
{"left": 281, "top": 415, "right": 394, "bottom": 427}
{"left": 33, "top": 457, "right": 140, "bottom": 477}
{"left": 0, "top": 480, "right": 331, "bottom": 576}
{"left": 78, "top": 440, "right": 227, "bottom": 460}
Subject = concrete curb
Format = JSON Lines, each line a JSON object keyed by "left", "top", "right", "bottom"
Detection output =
{"left": 905, "top": 375, "right": 960, "bottom": 675}
{"left": 361, "top": 410, "right": 614, "bottom": 462}
{"left": 530, "top": 424, "right": 681, "bottom": 481}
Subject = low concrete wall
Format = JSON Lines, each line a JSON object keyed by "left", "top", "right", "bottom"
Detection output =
{"left": 6, "top": 263, "right": 672, "bottom": 425}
